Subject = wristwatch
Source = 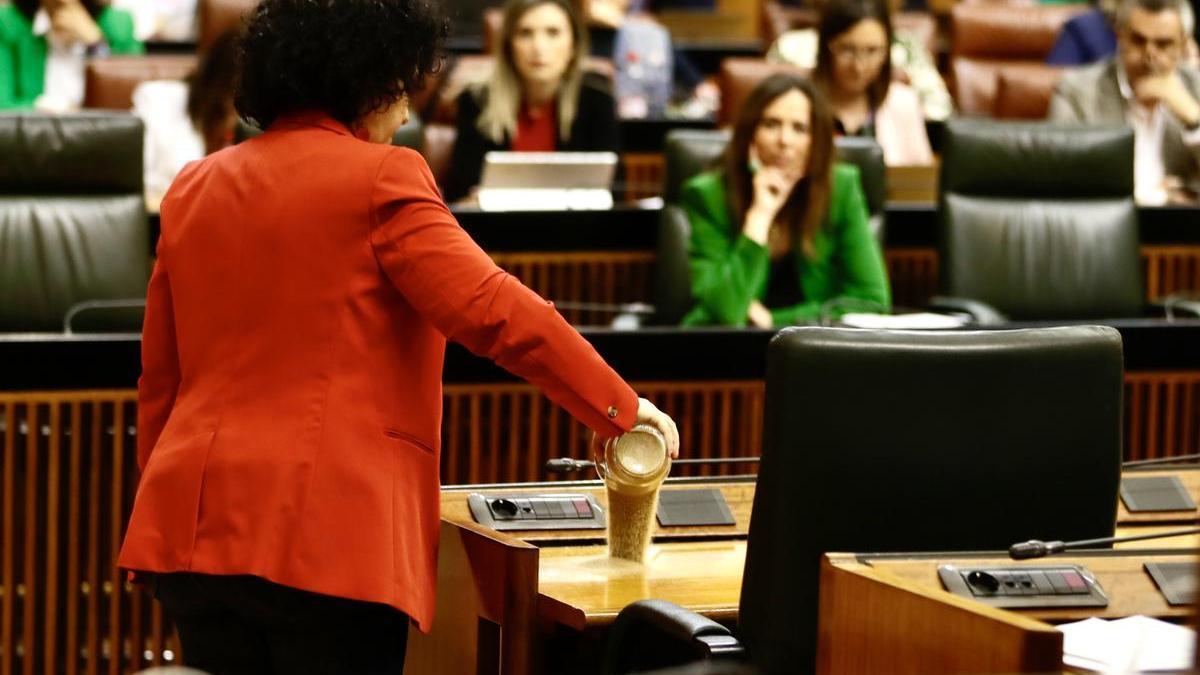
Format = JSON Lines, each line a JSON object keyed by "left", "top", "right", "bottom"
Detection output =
{"left": 84, "top": 40, "right": 110, "bottom": 58}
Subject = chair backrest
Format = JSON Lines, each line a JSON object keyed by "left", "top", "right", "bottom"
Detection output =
{"left": 991, "top": 64, "right": 1065, "bottom": 119}
{"left": 0, "top": 113, "right": 149, "bottom": 332}
{"left": 84, "top": 55, "right": 198, "bottom": 110}
{"left": 760, "top": 0, "right": 818, "bottom": 47}
{"left": 651, "top": 205, "right": 693, "bottom": 325}
{"left": 717, "top": 58, "right": 808, "bottom": 127}
{"left": 197, "top": 0, "right": 254, "bottom": 50}
{"left": 831, "top": 136, "right": 886, "bottom": 244}
{"left": 740, "top": 324, "right": 1124, "bottom": 672}
{"left": 951, "top": 2, "right": 1087, "bottom": 116}
{"left": 663, "top": 128, "right": 729, "bottom": 204}
{"left": 938, "top": 119, "right": 1143, "bottom": 319}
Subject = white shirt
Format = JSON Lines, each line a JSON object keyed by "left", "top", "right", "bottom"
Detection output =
{"left": 32, "top": 10, "right": 88, "bottom": 112}
{"left": 1116, "top": 64, "right": 1200, "bottom": 205}
{"left": 132, "top": 80, "right": 204, "bottom": 209}
{"left": 112, "top": 0, "right": 197, "bottom": 42}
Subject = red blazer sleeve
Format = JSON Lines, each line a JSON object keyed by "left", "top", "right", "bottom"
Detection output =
{"left": 368, "top": 148, "right": 638, "bottom": 438}
{"left": 137, "top": 235, "right": 181, "bottom": 471}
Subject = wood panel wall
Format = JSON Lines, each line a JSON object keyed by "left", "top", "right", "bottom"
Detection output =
{"left": 1, "top": 371, "right": 1197, "bottom": 670}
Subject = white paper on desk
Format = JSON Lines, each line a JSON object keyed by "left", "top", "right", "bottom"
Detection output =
{"left": 1059, "top": 615, "right": 1195, "bottom": 672}
{"left": 838, "top": 312, "right": 970, "bottom": 330}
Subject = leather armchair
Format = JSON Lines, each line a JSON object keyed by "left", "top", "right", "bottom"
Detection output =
{"left": 607, "top": 325, "right": 1124, "bottom": 674}
{"left": 991, "top": 65, "right": 1065, "bottom": 119}
{"left": 937, "top": 119, "right": 1144, "bottom": 321}
{"left": 717, "top": 58, "right": 807, "bottom": 127}
{"left": 84, "top": 55, "right": 198, "bottom": 110}
{"left": 951, "top": 3, "right": 1086, "bottom": 117}
{"left": 0, "top": 112, "right": 149, "bottom": 332}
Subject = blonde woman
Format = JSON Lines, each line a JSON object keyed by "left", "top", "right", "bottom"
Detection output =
{"left": 445, "top": 0, "right": 619, "bottom": 202}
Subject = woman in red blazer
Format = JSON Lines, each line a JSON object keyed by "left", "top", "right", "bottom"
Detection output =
{"left": 117, "top": 1, "right": 678, "bottom": 672}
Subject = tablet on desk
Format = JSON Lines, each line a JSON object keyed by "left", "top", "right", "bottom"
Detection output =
{"left": 478, "top": 151, "right": 618, "bottom": 211}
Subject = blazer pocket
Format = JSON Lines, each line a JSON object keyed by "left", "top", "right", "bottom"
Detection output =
{"left": 383, "top": 428, "right": 436, "bottom": 455}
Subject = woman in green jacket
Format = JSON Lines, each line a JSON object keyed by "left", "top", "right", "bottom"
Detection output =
{"left": 0, "top": 0, "right": 143, "bottom": 110}
{"left": 681, "top": 73, "right": 890, "bottom": 327}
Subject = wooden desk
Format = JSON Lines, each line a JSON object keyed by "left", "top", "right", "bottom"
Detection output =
{"left": 407, "top": 479, "right": 753, "bottom": 675}
{"left": 538, "top": 540, "right": 746, "bottom": 629}
{"left": 818, "top": 550, "right": 1196, "bottom": 674}
{"left": 405, "top": 472, "right": 1198, "bottom": 674}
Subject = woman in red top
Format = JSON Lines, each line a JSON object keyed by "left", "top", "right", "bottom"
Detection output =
{"left": 445, "top": 0, "right": 621, "bottom": 202}
{"left": 117, "top": 1, "right": 677, "bottom": 673}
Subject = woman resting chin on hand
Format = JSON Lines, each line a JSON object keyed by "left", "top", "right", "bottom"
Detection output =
{"left": 680, "top": 73, "right": 891, "bottom": 328}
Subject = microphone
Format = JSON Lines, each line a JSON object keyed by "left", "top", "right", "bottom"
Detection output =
{"left": 545, "top": 456, "right": 760, "bottom": 473}
{"left": 1122, "top": 453, "right": 1200, "bottom": 468}
{"left": 545, "top": 457, "right": 597, "bottom": 472}
{"left": 1009, "top": 527, "right": 1200, "bottom": 559}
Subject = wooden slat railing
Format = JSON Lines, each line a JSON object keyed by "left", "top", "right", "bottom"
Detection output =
{"left": 1125, "top": 372, "right": 1200, "bottom": 462}
{"left": 0, "top": 392, "right": 179, "bottom": 675}
{"left": 2, "top": 372, "right": 1197, "bottom": 670}
{"left": 622, "top": 152, "right": 666, "bottom": 201}
{"left": 1144, "top": 245, "right": 1200, "bottom": 301}
{"left": 491, "top": 248, "right": 1200, "bottom": 324}
{"left": 440, "top": 381, "right": 765, "bottom": 484}
{"left": 491, "top": 251, "right": 655, "bottom": 326}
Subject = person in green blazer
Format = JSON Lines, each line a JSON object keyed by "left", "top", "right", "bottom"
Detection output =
{"left": 0, "top": 0, "right": 143, "bottom": 110}
{"left": 681, "top": 72, "right": 890, "bottom": 327}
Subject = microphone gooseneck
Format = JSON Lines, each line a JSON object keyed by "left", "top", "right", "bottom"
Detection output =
{"left": 1009, "top": 527, "right": 1200, "bottom": 560}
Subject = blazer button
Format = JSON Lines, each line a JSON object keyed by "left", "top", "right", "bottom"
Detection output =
{"left": 607, "top": 406, "right": 619, "bottom": 418}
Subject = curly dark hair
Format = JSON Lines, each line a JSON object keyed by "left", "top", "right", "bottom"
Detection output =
{"left": 236, "top": 0, "right": 448, "bottom": 130}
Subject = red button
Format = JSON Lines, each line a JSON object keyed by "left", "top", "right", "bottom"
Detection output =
{"left": 573, "top": 499, "right": 592, "bottom": 517}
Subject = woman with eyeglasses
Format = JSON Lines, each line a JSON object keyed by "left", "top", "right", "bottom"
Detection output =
{"left": 681, "top": 73, "right": 890, "bottom": 328}
{"left": 815, "top": 0, "right": 931, "bottom": 166}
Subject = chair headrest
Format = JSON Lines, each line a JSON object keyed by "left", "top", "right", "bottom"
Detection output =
{"left": 940, "top": 119, "right": 1133, "bottom": 198}
{"left": 0, "top": 112, "right": 143, "bottom": 194}
{"left": 952, "top": 3, "right": 1087, "bottom": 60}
{"left": 833, "top": 136, "right": 885, "bottom": 215}
{"left": 663, "top": 128, "right": 730, "bottom": 204}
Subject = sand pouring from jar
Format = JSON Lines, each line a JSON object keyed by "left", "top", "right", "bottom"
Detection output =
{"left": 597, "top": 424, "right": 671, "bottom": 562}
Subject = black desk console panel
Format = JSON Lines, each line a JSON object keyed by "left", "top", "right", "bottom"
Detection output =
{"left": 939, "top": 564, "right": 1110, "bottom": 608}
{"left": 469, "top": 493, "right": 606, "bottom": 531}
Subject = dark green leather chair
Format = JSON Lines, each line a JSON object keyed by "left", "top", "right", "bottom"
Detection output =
{"left": 607, "top": 324, "right": 1125, "bottom": 674}
{"left": 938, "top": 120, "right": 1143, "bottom": 321}
{"left": 654, "top": 129, "right": 888, "bottom": 325}
{"left": 0, "top": 112, "right": 149, "bottom": 332}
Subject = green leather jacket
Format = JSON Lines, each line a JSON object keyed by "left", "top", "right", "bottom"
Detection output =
{"left": 681, "top": 164, "right": 891, "bottom": 327}
{"left": 0, "top": 5, "right": 143, "bottom": 110}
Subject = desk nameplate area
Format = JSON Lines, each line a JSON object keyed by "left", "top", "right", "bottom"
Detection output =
{"left": 939, "top": 564, "right": 1110, "bottom": 608}
{"left": 1121, "top": 475, "right": 1198, "bottom": 512}
{"left": 1116, "top": 467, "right": 1200, "bottom": 524}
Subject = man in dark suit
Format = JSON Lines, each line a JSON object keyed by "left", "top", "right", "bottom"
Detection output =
{"left": 1049, "top": 0, "right": 1200, "bottom": 203}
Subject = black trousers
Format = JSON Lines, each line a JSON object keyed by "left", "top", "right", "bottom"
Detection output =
{"left": 153, "top": 572, "right": 409, "bottom": 675}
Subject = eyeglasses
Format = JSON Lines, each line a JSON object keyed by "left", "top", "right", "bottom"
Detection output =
{"left": 829, "top": 44, "right": 887, "bottom": 65}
